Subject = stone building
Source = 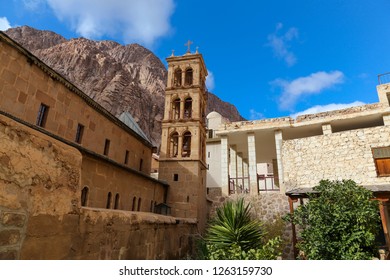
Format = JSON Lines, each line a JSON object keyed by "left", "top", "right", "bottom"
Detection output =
{"left": 212, "top": 82, "right": 390, "bottom": 257}
{"left": 0, "top": 31, "right": 201, "bottom": 259}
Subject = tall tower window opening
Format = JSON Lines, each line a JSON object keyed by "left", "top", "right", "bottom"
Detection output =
{"left": 36, "top": 103, "right": 49, "bottom": 127}
{"left": 185, "top": 68, "right": 193, "bottom": 86}
{"left": 132, "top": 196, "right": 137, "bottom": 211}
{"left": 170, "top": 132, "right": 179, "bottom": 157}
{"left": 184, "top": 97, "right": 192, "bottom": 118}
{"left": 174, "top": 68, "right": 182, "bottom": 87}
{"left": 182, "top": 131, "right": 192, "bottom": 157}
{"left": 172, "top": 98, "right": 181, "bottom": 120}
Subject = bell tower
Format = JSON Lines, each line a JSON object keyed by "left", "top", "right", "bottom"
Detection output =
{"left": 159, "top": 44, "right": 208, "bottom": 231}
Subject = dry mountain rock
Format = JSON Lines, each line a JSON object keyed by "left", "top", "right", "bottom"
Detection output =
{"left": 5, "top": 26, "right": 245, "bottom": 147}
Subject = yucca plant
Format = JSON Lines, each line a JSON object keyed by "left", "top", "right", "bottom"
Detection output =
{"left": 205, "top": 198, "right": 264, "bottom": 251}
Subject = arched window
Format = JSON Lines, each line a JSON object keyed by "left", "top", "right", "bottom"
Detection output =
{"left": 172, "top": 98, "right": 180, "bottom": 120}
{"left": 106, "top": 192, "right": 112, "bottom": 209}
{"left": 132, "top": 196, "right": 137, "bottom": 211}
{"left": 170, "top": 132, "right": 179, "bottom": 157}
{"left": 184, "top": 97, "right": 192, "bottom": 119}
{"left": 174, "top": 68, "right": 182, "bottom": 87}
{"left": 114, "top": 193, "right": 120, "bottom": 209}
{"left": 137, "top": 198, "right": 142, "bottom": 211}
{"left": 182, "top": 131, "right": 192, "bottom": 157}
{"left": 185, "top": 68, "right": 193, "bottom": 86}
{"left": 81, "top": 186, "right": 89, "bottom": 207}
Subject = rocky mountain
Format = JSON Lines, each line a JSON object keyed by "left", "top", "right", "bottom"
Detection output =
{"left": 5, "top": 26, "right": 245, "bottom": 147}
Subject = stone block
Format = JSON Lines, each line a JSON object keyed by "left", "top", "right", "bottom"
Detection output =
{"left": 1, "top": 212, "right": 26, "bottom": 228}
{"left": 0, "top": 229, "right": 21, "bottom": 246}
{"left": 0, "top": 249, "right": 18, "bottom": 260}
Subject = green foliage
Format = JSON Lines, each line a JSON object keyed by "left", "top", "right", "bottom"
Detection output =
{"left": 286, "top": 180, "right": 380, "bottom": 260}
{"left": 203, "top": 198, "right": 282, "bottom": 260}
{"left": 205, "top": 198, "right": 263, "bottom": 251}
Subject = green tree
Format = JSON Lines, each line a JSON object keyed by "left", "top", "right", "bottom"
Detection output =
{"left": 203, "top": 198, "right": 282, "bottom": 260}
{"left": 287, "top": 180, "right": 380, "bottom": 260}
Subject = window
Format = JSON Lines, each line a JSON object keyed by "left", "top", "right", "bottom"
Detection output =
{"left": 170, "top": 132, "right": 179, "bottom": 157}
{"left": 36, "top": 103, "right": 49, "bottom": 127}
{"left": 174, "top": 174, "right": 179, "bottom": 181}
{"left": 106, "top": 192, "right": 112, "bottom": 209}
{"left": 139, "top": 159, "right": 143, "bottom": 171}
{"left": 75, "top": 124, "right": 84, "bottom": 144}
{"left": 185, "top": 68, "right": 193, "bottom": 86}
{"left": 81, "top": 186, "right": 89, "bottom": 207}
{"left": 132, "top": 196, "right": 137, "bottom": 211}
{"left": 172, "top": 98, "right": 181, "bottom": 120}
{"left": 103, "top": 139, "right": 110, "bottom": 156}
{"left": 174, "top": 68, "right": 182, "bottom": 87}
{"left": 208, "top": 129, "right": 214, "bottom": 139}
{"left": 137, "top": 198, "right": 142, "bottom": 211}
{"left": 114, "top": 193, "right": 120, "bottom": 209}
{"left": 373, "top": 147, "right": 390, "bottom": 176}
{"left": 184, "top": 97, "right": 192, "bottom": 118}
{"left": 150, "top": 200, "right": 154, "bottom": 212}
{"left": 124, "top": 150, "right": 129, "bottom": 165}
{"left": 182, "top": 131, "right": 191, "bottom": 157}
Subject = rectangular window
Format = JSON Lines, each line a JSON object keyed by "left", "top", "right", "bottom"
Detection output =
{"left": 36, "top": 103, "right": 49, "bottom": 127}
{"left": 174, "top": 174, "right": 179, "bottom": 181}
{"left": 139, "top": 159, "right": 143, "bottom": 171}
{"left": 75, "top": 124, "right": 84, "bottom": 144}
{"left": 103, "top": 139, "right": 110, "bottom": 156}
{"left": 372, "top": 147, "right": 390, "bottom": 176}
{"left": 124, "top": 150, "right": 129, "bottom": 165}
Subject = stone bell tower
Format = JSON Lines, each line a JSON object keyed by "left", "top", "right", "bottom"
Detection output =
{"left": 159, "top": 43, "right": 208, "bottom": 231}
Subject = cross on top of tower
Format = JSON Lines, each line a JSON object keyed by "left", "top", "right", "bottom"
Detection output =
{"left": 185, "top": 40, "right": 193, "bottom": 53}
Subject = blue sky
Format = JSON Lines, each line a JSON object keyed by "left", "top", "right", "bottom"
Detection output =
{"left": 1, "top": 0, "right": 390, "bottom": 120}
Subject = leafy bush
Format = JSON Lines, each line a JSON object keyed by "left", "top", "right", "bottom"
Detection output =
{"left": 286, "top": 180, "right": 380, "bottom": 260}
{"left": 203, "top": 198, "right": 282, "bottom": 260}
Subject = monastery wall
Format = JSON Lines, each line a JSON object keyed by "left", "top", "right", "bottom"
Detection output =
{"left": 0, "top": 34, "right": 152, "bottom": 174}
{"left": 282, "top": 124, "right": 390, "bottom": 190}
{"left": 0, "top": 114, "right": 196, "bottom": 259}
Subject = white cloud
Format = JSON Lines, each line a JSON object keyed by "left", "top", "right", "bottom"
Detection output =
{"left": 272, "top": 70, "right": 345, "bottom": 110}
{"left": 26, "top": 0, "right": 175, "bottom": 47}
{"left": 290, "top": 101, "right": 365, "bottom": 119}
{"left": 249, "top": 109, "right": 264, "bottom": 120}
{"left": 0, "top": 17, "right": 11, "bottom": 31}
{"left": 267, "top": 23, "right": 298, "bottom": 66}
{"left": 206, "top": 70, "right": 215, "bottom": 91}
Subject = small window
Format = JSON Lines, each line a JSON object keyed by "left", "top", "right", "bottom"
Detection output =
{"left": 174, "top": 68, "right": 182, "bottom": 87}
{"left": 103, "top": 139, "right": 110, "bottom": 156}
{"left": 174, "top": 174, "right": 179, "bottom": 181}
{"left": 208, "top": 129, "right": 214, "bottom": 139}
{"left": 170, "top": 132, "right": 179, "bottom": 158}
{"left": 184, "top": 98, "right": 192, "bottom": 119}
{"left": 81, "top": 186, "right": 89, "bottom": 207}
{"left": 373, "top": 147, "right": 390, "bottom": 176}
{"left": 182, "top": 131, "right": 191, "bottom": 157}
{"left": 36, "top": 103, "right": 49, "bottom": 127}
{"left": 139, "top": 159, "right": 143, "bottom": 172}
{"left": 132, "top": 196, "right": 137, "bottom": 211}
{"left": 124, "top": 150, "right": 129, "bottom": 165}
{"left": 185, "top": 68, "right": 193, "bottom": 86}
{"left": 137, "top": 198, "right": 142, "bottom": 211}
{"left": 106, "top": 192, "right": 112, "bottom": 209}
{"left": 114, "top": 193, "right": 120, "bottom": 209}
{"left": 208, "top": 152, "right": 210, "bottom": 158}
{"left": 75, "top": 124, "right": 84, "bottom": 144}
{"left": 172, "top": 98, "right": 181, "bottom": 120}
{"left": 150, "top": 200, "right": 154, "bottom": 212}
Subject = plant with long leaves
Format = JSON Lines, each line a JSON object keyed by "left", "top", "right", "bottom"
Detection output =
{"left": 205, "top": 198, "right": 264, "bottom": 251}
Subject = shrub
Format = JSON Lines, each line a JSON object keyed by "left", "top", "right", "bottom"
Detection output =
{"left": 286, "top": 179, "right": 380, "bottom": 260}
{"left": 203, "top": 198, "right": 282, "bottom": 260}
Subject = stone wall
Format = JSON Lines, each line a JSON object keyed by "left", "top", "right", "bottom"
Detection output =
{"left": 282, "top": 124, "right": 390, "bottom": 190}
{"left": 0, "top": 114, "right": 196, "bottom": 259}
{"left": 0, "top": 33, "right": 152, "bottom": 175}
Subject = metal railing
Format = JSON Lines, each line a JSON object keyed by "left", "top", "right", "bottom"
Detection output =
{"left": 378, "top": 72, "right": 390, "bottom": 85}
{"left": 258, "top": 174, "right": 279, "bottom": 192}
